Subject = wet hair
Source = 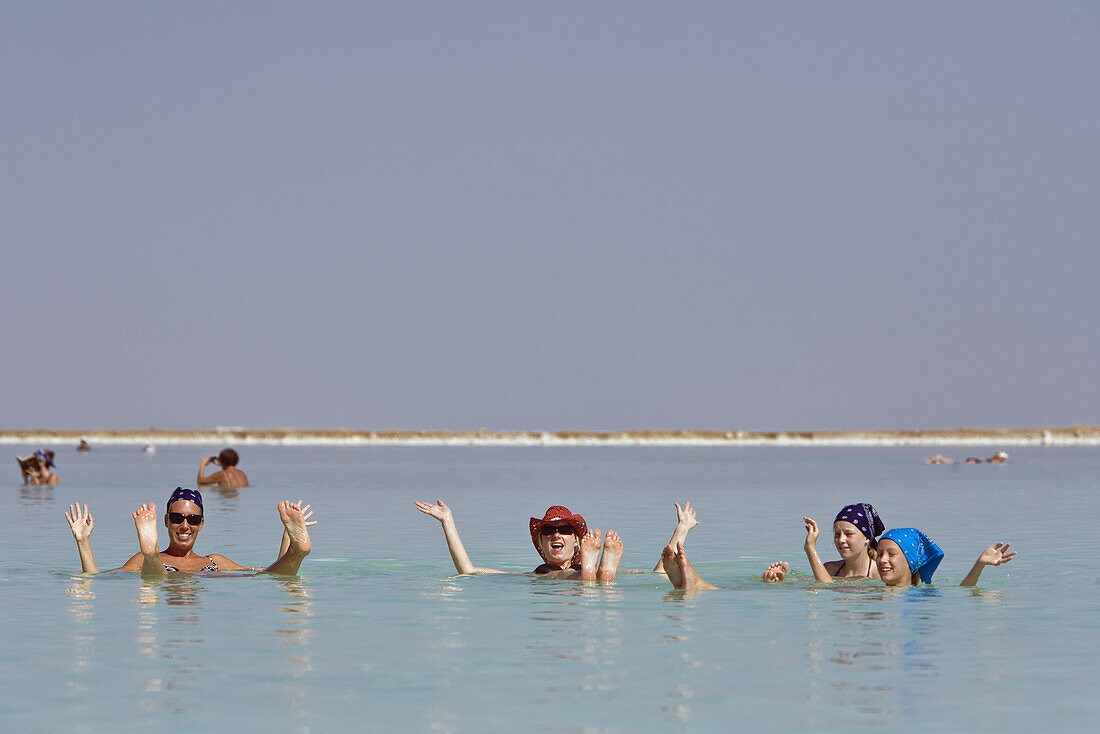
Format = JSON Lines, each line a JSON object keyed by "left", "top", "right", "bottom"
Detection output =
{"left": 167, "top": 487, "right": 204, "bottom": 513}
{"left": 217, "top": 448, "right": 239, "bottom": 467}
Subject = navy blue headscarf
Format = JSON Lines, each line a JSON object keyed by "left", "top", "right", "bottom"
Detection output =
{"left": 834, "top": 503, "right": 885, "bottom": 546}
{"left": 167, "top": 487, "right": 203, "bottom": 513}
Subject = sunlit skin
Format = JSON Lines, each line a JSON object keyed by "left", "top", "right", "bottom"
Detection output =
{"left": 537, "top": 525, "right": 579, "bottom": 569}
{"left": 414, "top": 499, "right": 624, "bottom": 582}
{"left": 65, "top": 499, "right": 313, "bottom": 575}
{"left": 875, "top": 538, "right": 917, "bottom": 587}
{"left": 763, "top": 517, "right": 880, "bottom": 583}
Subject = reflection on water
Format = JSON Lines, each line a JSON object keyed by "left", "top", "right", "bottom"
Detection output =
{"left": 526, "top": 581, "right": 626, "bottom": 713}
{"left": 19, "top": 484, "right": 54, "bottom": 503}
{"left": 66, "top": 577, "right": 97, "bottom": 690}
{"left": 802, "top": 586, "right": 945, "bottom": 729}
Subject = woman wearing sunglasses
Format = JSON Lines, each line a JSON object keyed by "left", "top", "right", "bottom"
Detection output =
{"left": 414, "top": 500, "right": 623, "bottom": 581}
{"left": 65, "top": 487, "right": 312, "bottom": 575}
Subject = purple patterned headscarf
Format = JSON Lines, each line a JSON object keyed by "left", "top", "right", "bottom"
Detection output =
{"left": 167, "top": 487, "right": 203, "bottom": 513}
{"left": 834, "top": 503, "right": 885, "bottom": 546}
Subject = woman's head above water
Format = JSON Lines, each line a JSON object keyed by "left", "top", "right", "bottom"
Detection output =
{"left": 530, "top": 506, "right": 587, "bottom": 568}
{"left": 165, "top": 487, "right": 205, "bottom": 545}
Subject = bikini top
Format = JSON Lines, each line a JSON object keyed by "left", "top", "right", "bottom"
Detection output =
{"left": 163, "top": 555, "right": 219, "bottom": 573}
{"left": 533, "top": 563, "right": 582, "bottom": 575}
{"left": 832, "top": 557, "right": 873, "bottom": 579}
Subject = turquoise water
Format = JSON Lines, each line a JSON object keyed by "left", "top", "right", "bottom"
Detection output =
{"left": 3, "top": 445, "right": 1097, "bottom": 732}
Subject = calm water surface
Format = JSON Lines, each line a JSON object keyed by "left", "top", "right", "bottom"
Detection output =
{"left": 3, "top": 445, "right": 1097, "bottom": 732}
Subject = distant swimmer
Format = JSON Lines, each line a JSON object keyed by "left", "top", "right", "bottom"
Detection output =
{"left": 143, "top": 444, "right": 156, "bottom": 454}
{"left": 988, "top": 450, "right": 1009, "bottom": 463}
{"left": 64, "top": 487, "right": 313, "bottom": 575}
{"left": 414, "top": 500, "right": 624, "bottom": 581}
{"left": 76, "top": 439, "right": 91, "bottom": 452}
{"left": 925, "top": 454, "right": 953, "bottom": 464}
{"left": 197, "top": 448, "right": 248, "bottom": 488}
{"left": 18, "top": 450, "right": 58, "bottom": 485}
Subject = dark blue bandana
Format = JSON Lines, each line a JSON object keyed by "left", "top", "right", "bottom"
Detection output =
{"left": 168, "top": 487, "right": 203, "bottom": 512}
{"left": 834, "top": 503, "right": 885, "bottom": 545}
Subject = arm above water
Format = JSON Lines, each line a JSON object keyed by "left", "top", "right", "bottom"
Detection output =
{"left": 197, "top": 456, "right": 228, "bottom": 486}
{"left": 414, "top": 500, "right": 504, "bottom": 574}
{"left": 803, "top": 517, "right": 835, "bottom": 584}
{"left": 65, "top": 503, "right": 100, "bottom": 574}
{"left": 652, "top": 502, "right": 700, "bottom": 573}
{"left": 959, "top": 542, "right": 1017, "bottom": 587}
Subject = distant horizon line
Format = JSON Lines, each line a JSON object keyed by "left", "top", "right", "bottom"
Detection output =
{"left": 2, "top": 425, "right": 1098, "bottom": 447}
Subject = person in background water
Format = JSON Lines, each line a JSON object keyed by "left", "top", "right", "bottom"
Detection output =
{"left": 64, "top": 487, "right": 312, "bottom": 575}
{"left": 20, "top": 450, "right": 58, "bottom": 485}
{"left": 76, "top": 439, "right": 91, "bottom": 452}
{"left": 197, "top": 448, "right": 248, "bottom": 488}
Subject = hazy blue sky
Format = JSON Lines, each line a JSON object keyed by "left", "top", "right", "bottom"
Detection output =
{"left": 2, "top": 2, "right": 1097, "bottom": 432}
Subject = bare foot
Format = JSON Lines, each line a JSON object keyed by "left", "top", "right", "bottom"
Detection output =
{"left": 662, "top": 543, "right": 685, "bottom": 588}
{"left": 278, "top": 501, "right": 312, "bottom": 556}
{"left": 675, "top": 542, "right": 717, "bottom": 590}
{"left": 596, "top": 530, "right": 623, "bottom": 582}
{"left": 133, "top": 503, "right": 159, "bottom": 557}
{"left": 763, "top": 561, "right": 790, "bottom": 583}
{"left": 579, "top": 529, "right": 601, "bottom": 581}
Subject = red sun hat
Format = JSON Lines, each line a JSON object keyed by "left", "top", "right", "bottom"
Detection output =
{"left": 529, "top": 506, "right": 588, "bottom": 564}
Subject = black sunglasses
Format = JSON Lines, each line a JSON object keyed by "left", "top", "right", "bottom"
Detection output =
{"left": 540, "top": 524, "right": 575, "bottom": 536}
{"left": 168, "top": 512, "right": 204, "bottom": 525}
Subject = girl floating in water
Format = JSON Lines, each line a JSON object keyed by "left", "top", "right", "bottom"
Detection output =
{"left": 65, "top": 487, "right": 312, "bottom": 575}
{"left": 763, "top": 503, "right": 886, "bottom": 583}
{"left": 414, "top": 500, "right": 623, "bottom": 581}
{"left": 875, "top": 528, "right": 1016, "bottom": 587}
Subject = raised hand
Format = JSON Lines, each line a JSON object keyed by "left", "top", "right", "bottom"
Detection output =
{"left": 803, "top": 517, "right": 820, "bottom": 549}
{"left": 977, "top": 542, "right": 1017, "bottom": 567}
{"left": 675, "top": 501, "right": 700, "bottom": 531}
{"left": 65, "top": 503, "right": 94, "bottom": 542}
{"left": 961, "top": 541, "right": 1018, "bottom": 586}
{"left": 293, "top": 500, "right": 318, "bottom": 528}
{"left": 415, "top": 500, "right": 454, "bottom": 524}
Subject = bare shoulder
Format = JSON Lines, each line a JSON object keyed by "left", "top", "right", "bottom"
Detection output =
{"left": 824, "top": 560, "right": 844, "bottom": 575}
{"left": 119, "top": 552, "right": 145, "bottom": 571}
{"left": 197, "top": 469, "right": 227, "bottom": 486}
{"left": 211, "top": 554, "right": 246, "bottom": 571}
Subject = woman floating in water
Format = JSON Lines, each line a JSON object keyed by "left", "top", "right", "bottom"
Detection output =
{"left": 414, "top": 500, "right": 623, "bottom": 581}
{"left": 64, "top": 487, "right": 312, "bottom": 575}
{"left": 763, "top": 503, "right": 886, "bottom": 583}
{"left": 197, "top": 448, "right": 249, "bottom": 488}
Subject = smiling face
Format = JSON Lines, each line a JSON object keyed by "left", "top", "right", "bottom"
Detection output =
{"left": 164, "top": 499, "right": 204, "bottom": 548}
{"left": 875, "top": 538, "right": 914, "bottom": 587}
{"left": 537, "top": 524, "right": 578, "bottom": 568}
{"left": 833, "top": 520, "right": 871, "bottom": 560}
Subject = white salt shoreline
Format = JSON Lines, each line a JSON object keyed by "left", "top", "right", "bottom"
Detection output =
{"left": 3, "top": 427, "right": 1099, "bottom": 447}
